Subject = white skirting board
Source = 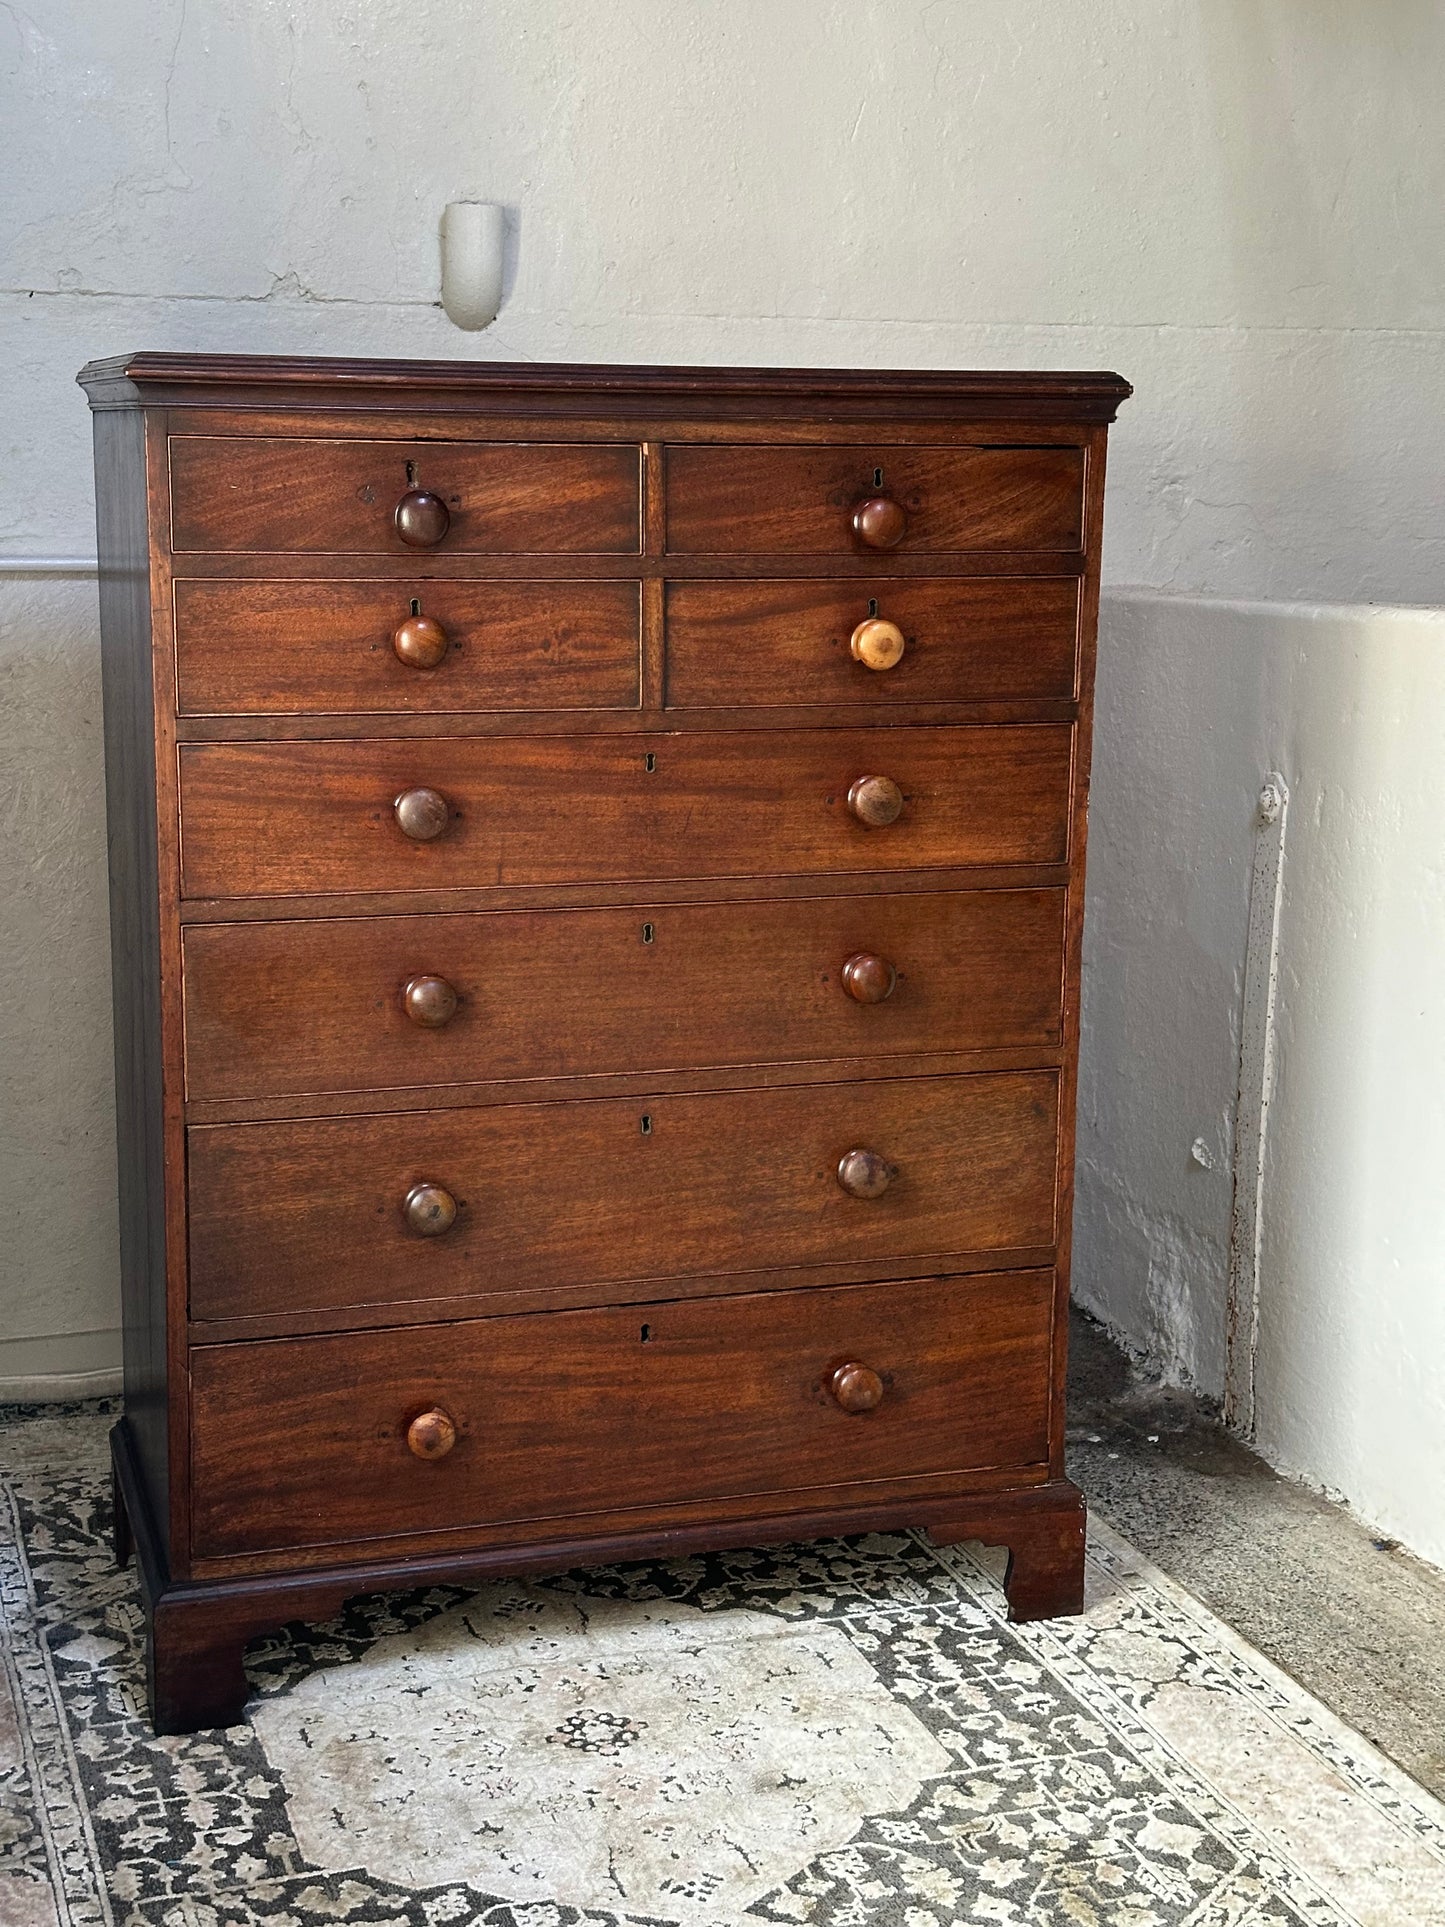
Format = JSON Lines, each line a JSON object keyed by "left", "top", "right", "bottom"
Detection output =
{"left": 0, "top": 1332, "right": 123, "bottom": 1404}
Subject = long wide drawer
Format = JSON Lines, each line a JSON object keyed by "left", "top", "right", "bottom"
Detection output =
{"left": 169, "top": 437, "right": 642, "bottom": 554}
{"left": 187, "top": 1071, "right": 1060, "bottom": 1320}
{"left": 177, "top": 725, "right": 1074, "bottom": 898}
{"left": 173, "top": 579, "right": 642, "bottom": 715}
{"left": 666, "top": 577, "right": 1080, "bottom": 707}
{"left": 189, "top": 1269, "right": 1056, "bottom": 1558}
{"left": 664, "top": 444, "right": 1084, "bottom": 554}
{"left": 182, "top": 889, "right": 1066, "bottom": 1100}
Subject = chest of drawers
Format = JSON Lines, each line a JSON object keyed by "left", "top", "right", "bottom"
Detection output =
{"left": 80, "top": 353, "right": 1130, "bottom": 1733}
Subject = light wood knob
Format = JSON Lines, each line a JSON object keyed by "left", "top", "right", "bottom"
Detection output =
{"left": 852, "top": 496, "right": 907, "bottom": 549}
{"left": 830, "top": 1362, "right": 885, "bottom": 1412}
{"left": 402, "top": 974, "right": 458, "bottom": 1028}
{"left": 404, "top": 1181, "right": 457, "bottom": 1237}
{"left": 394, "top": 787, "right": 451, "bottom": 841}
{"left": 841, "top": 952, "right": 897, "bottom": 1004}
{"left": 837, "top": 1148, "right": 894, "bottom": 1199}
{"left": 395, "top": 488, "right": 451, "bottom": 547}
{"left": 407, "top": 1407, "right": 458, "bottom": 1459}
{"left": 847, "top": 775, "right": 904, "bottom": 828}
{"left": 393, "top": 613, "right": 449, "bottom": 669}
{"left": 850, "top": 617, "right": 906, "bottom": 671}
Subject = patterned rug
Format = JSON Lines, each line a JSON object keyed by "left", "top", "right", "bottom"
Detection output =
{"left": 3, "top": 1404, "right": 1444, "bottom": 1927}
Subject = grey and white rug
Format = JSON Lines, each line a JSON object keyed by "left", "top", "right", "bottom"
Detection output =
{"left": 3, "top": 1402, "right": 1443, "bottom": 1927}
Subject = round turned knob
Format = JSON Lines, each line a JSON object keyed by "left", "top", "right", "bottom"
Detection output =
{"left": 392, "top": 613, "right": 449, "bottom": 669}
{"left": 402, "top": 974, "right": 459, "bottom": 1028}
{"left": 395, "top": 489, "right": 451, "bottom": 548}
{"left": 852, "top": 496, "right": 907, "bottom": 550}
{"left": 849, "top": 617, "right": 906, "bottom": 672}
{"left": 830, "top": 1362, "right": 885, "bottom": 1413}
{"left": 841, "top": 952, "right": 897, "bottom": 1004}
{"left": 406, "top": 1407, "right": 458, "bottom": 1459}
{"left": 847, "top": 775, "right": 904, "bottom": 828}
{"left": 394, "top": 786, "right": 451, "bottom": 842}
{"left": 836, "top": 1148, "right": 894, "bottom": 1200}
{"left": 404, "top": 1181, "right": 457, "bottom": 1237}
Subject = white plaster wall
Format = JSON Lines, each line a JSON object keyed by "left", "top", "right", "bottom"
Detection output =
{"left": 1078, "top": 593, "right": 1445, "bottom": 1569}
{"left": 2, "top": 0, "right": 1444, "bottom": 1499}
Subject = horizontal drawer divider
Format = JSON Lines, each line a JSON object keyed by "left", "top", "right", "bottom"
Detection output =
{"left": 176, "top": 863, "right": 1074, "bottom": 921}
{"left": 166, "top": 550, "right": 1090, "bottom": 582}
{"left": 185, "top": 1246, "right": 1064, "bottom": 1345}
{"left": 182, "top": 1047, "right": 1069, "bottom": 1127}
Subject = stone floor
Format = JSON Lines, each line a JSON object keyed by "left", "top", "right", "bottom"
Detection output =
{"left": 1066, "top": 1305, "right": 1445, "bottom": 1800}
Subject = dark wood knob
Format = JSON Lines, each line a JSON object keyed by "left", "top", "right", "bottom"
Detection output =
{"left": 850, "top": 617, "right": 906, "bottom": 671}
{"left": 395, "top": 489, "right": 451, "bottom": 547}
{"left": 847, "top": 775, "right": 904, "bottom": 828}
{"left": 841, "top": 952, "right": 897, "bottom": 1004}
{"left": 406, "top": 1407, "right": 458, "bottom": 1459}
{"left": 404, "top": 1181, "right": 457, "bottom": 1237}
{"left": 830, "top": 1362, "right": 885, "bottom": 1413}
{"left": 393, "top": 613, "right": 449, "bottom": 669}
{"left": 394, "top": 787, "right": 451, "bottom": 841}
{"left": 402, "top": 974, "right": 458, "bottom": 1028}
{"left": 837, "top": 1148, "right": 894, "bottom": 1199}
{"left": 852, "top": 496, "right": 907, "bottom": 549}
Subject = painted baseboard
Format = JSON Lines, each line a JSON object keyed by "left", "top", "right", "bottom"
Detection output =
{"left": 0, "top": 1330, "right": 122, "bottom": 1404}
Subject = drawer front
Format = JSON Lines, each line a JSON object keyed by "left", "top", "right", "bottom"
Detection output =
{"left": 177, "top": 725, "right": 1073, "bottom": 898}
{"left": 665, "top": 445, "right": 1084, "bottom": 554}
{"left": 169, "top": 437, "right": 642, "bottom": 554}
{"left": 189, "top": 1269, "right": 1055, "bottom": 1557}
{"left": 666, "top": 578, "right": 1079, "bottom": 707}
{"left": 187, "top": 1071, "right": 1060, "bottom": 1320}
{"left": 183, "top": 889, "right": 1066, "bottom": 1100}
{"left": 174, "top": 580, "right": 641, "bottom": 715}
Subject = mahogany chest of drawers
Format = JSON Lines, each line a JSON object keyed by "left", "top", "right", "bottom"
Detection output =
{"left": 80, "top": 353, "right": 1130, "bottom": 1733}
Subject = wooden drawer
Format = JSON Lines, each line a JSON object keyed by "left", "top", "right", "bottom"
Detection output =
{"left": 173, "top": 579, "right": 641, "bottom": 715}
{"left": 183, "top": 888, "right": 1065, "bottom": 1101}
{"left": 187, "top": 1071, "right": 1059, "bottom": 1320}
{"left": 177, "top": 724, "right": 1073, "bottom": 898}
{"left": 189, "top": 1269, "right": 1055, "bottom": 1558}
{"left": 666, "top": 578, "right": 1079, "bottom": 707}
{"left": 665, "top": 445, "right": 1084, "bottom": 554}
{"left": 168, "top": 437, "right": 642, "bottom": 554}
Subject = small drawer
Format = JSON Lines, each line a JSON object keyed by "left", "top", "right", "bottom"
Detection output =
{"left": 169, "top": 436, "right": 641, "bottom": 554}
{"left": 182, "top": 889, "right": 1066, "bottom": 1101}
{"left": 187, "top": 1071, "right": 1060, "bottom": 1321}
{"left": 665, "top": 444, "right": 1084, "bottom": 555}
{"left": 666, "top": 578, "right": 1080, "bottom": 708}
{"left": 173, "top": 579, "right": 641, "bottom": 715}
{"left": 189, "top": 1269, "right": 1055, "bottom": 1558}
{"left": 176, "top": 724, "right": 1073, "bottom": 898}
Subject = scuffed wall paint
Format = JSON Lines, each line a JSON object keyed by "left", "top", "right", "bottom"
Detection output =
{"left": 1079, "top": 594, "right": 1445, "bottom": 1570}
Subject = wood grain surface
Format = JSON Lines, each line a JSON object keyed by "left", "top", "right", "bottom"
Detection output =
{"left": 177, "top": 725, "right": 1074, "bottom": 897}
{"left": 186, "top": 1070, "right": 1060, "bottom": 1320}
{"left": 181, "top": 888, "right": 1065, "bottom": 1099}
{"left": 188, "top": 1269, "right": 1055, "bottom": 1557}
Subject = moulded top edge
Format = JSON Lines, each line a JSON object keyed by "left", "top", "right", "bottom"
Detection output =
{"left": 77, "top": 353, "right": 1132, "bottom": 421}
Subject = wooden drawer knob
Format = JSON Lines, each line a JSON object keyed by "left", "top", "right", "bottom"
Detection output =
{"left": 841, "top": 952, "right": 897, "bottom": 1004}
{"left": 394, "top": 786, "right": 451, "bottom": 841}
{"left": 404, "top": 1181, "right": 457, "bottom": 1237}
{"left": 393, "top": 613, "right": 449, "bottom": 669}
{"left": 852, "top": 496, "right": 907, "bottom": 549}
{"left": 830, "top": 1362, "right": 885, "bottom": 1413}
{"left": 403, "top": 974, "right": 458, "bottom": 1028}
{"left": 850, "top": 617, "right": 906, "bottom": 671}
{"left": 395, "top": 488, "right": 451, "bottom": 547}
{"left": 847, "top": 775, "right": 904, "bottom": 828}
{"left": 836, "top": 1148, "right": 894, "bottom": 1199}
{"left": 407, "top": 1407, "right": 458, "bottom": 1459}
